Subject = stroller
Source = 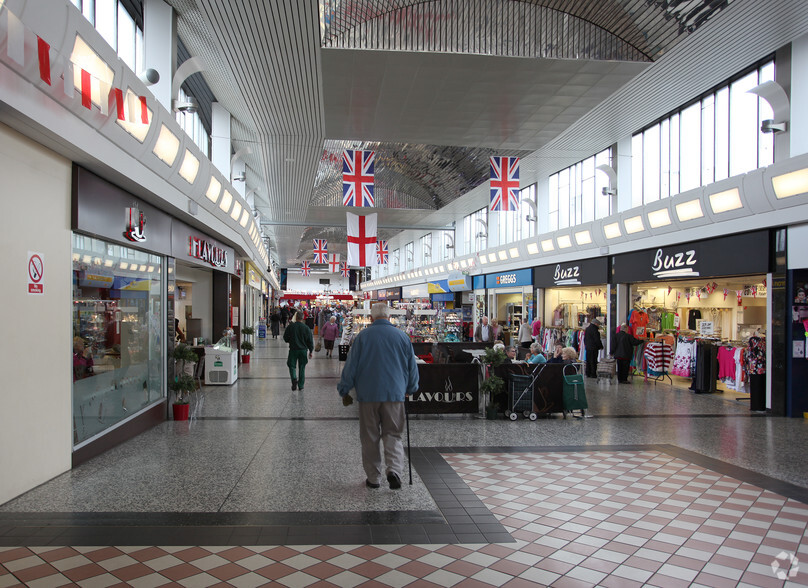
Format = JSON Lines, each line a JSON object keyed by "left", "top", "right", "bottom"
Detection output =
{"left": 597, "top": 356, "right": 617, "bottom": 384}
{"left": 505, "top": 364, "right": 545, "bottom": 421}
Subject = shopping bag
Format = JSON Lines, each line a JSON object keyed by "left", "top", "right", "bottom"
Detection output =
{"left": 562, "top": 365, "right": 588, "bottom": 411}
{"left": 315, "top": 341, "right": 322, "bottom": 352}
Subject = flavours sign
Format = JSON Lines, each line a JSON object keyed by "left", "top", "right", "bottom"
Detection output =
{"left": 409, "top": 364, "right": 479, "bottom": 414}
{"left": 189, "top": 236, "right": 228, "bottom": 268}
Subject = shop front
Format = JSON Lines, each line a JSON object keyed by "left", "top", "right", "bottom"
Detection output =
{"left": 72, "top": 167, "right": 170, "bottom": 464}
{"left": 612, "top": 230, "right": 771, "bottom": 405}
{"left": 244, "top": 262, "right": 265, "bottom": 332}
{"left": 376, "top": 287, "right": 402, "bottom": 304}
{"left": 533, "top": 257, "right": 610, "bottom": 354}
{"left": 483, "top": 269, "right": 534, "bottom": 346}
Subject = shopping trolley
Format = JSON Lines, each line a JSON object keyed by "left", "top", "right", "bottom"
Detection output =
{"left": 562, "top": 362, "right": 588, "bottom": 418}
{"left": 505, "top": 364, "right": 545, "bottom": 421}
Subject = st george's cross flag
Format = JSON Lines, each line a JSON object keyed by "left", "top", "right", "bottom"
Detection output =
{"left": 346, "top": 212, "right": 377, "bottom": 267}
{"left": 301, "top": 261, "right": 311, "bottom": 276}
{"left": 489, "top": 156, "right": 520, "bottom": 212}
{"left": 340, "top": 261, "right": 350, "bottom": 277}
{"left": 376, "top": 240, "right": 389, "bottom": 265}
{"left": 342, "top": 150, "right": 375, "bottom": 207}
{"left": 328, "top": 254, "right": 341, "bottom": 273}
{"left": 312, "top": 239, "right": 328, "bottom": 264}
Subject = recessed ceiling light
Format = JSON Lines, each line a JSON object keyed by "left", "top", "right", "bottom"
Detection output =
{"left": 541, "top": 239, "right": 554, "bottom": 252}
{"left": 772, "top": 168, "right": 808, "bottom": 199}
{"left": 574, "top": 230, "right": 592, "bottom": 245}
{"left": 557, "top": 235, "right": 572, "bottom": 249}
{"left": 648, "top": 208, "right": 672, "bottom": 228}
{"left": 527, "top": 242, "right": 539, "bottom": 255}
{"left": 675, "top": 199, "right": 704, "bottom": 221}
{"left": 604, "top": 222, "right": 621, "bottom": 239}
{"left": 709, "top": 188, "right": 743, "bottom": 213}
{"left": 624, "top": 215, "right": 645, "bottom": 234}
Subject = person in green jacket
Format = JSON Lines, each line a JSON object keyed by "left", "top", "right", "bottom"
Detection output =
{"left": 283, "top": 311, "right": 313, "bottom": 391}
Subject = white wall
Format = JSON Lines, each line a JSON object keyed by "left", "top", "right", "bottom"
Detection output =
{"left": 788, "top": 224, "right": 808, "bottom": 269}
{"left": 791, "top": 33, "right": 808, "bottom": 158}
{"left": 286, "top": 273, "right": 349, "bottom": 292}
{"left": 0, "top": 123, "right": 72, "bottom": 504}
{"left": 175, "top": 265, "right": 214, "bottom": 342}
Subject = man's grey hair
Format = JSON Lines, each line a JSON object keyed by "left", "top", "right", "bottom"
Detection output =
{"left": 370, "top": 303, "right": 391, "bottom": 320}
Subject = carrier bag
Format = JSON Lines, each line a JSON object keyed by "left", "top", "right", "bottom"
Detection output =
{"left": 562, "top": 365, "right": 588, "bottom": 411}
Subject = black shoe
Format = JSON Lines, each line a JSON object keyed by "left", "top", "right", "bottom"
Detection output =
{"left": 387, "top": 472, "right": 402, "bottom": 490}
{"left": 291, "top": 379, "right": 297, "bottom": 390}
{"left": 298, "top": 388, "right": 303, "bottom": 391}
{"left": 366, "top": 479, "right": 380, "bottom": 489}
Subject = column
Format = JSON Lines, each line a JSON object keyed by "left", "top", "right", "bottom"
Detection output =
{"left": 142, "top": 0, "right": 175, "bottom": 112}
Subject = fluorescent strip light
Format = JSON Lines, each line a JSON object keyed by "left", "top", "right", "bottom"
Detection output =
{"left": 147, "top": 265, "right": 155, "bottom": 273}
{"left": 509, "top": 247, "right": 519, "bottom": 258}
{"left": 152, "top": 125, "right": 180, "bottom": 166}
{"left": 116, "top": 88, "right": 151, "bottom": 141}
{"left": 230, "top": 200, "right": 243, "bottom": 221}
{"left": 104, "top": 259, "right": 113, "bottom": 267}
{"left": 574, "top": 230, "right": 592, "bottom": 245}
{"left": 93, "top": 257, "right": 102, "bottom": 265}
{"left": 527, "top": 242, "right": 539, "bottom": 255}
{"left": 139, "top": 264, "right": 147, "bottom": 272}
{"left": 70, "top": 35, "right": 114, "bottom": 107}
{"left": 488, "top": 253, "right": 497, "bottom": 263}
{"left": 206, "top": 177, "right": 221, "bottom": 203}
{"left": 219, "top": 190, "right": 233, "bottom": 213}
{"left": 541, "top": 239, "right": 555, "bottom": 252}
{"left": 460, "top": 260, "right": 468, "bottom": 268}
{"left": 178, "top": 150, "right": 199, "bottom": 184}
{"left": 604, "top": 222, "right": 621, "bottom": 239}
{"left": 624, "top": 215, "right": 645, "bottom": 234}
{"left": 648, "top": 208, "right": 672, "bottom": 228}
{"left": 119, "top": 262, "right": 129, "bottom": 269}
{"left": 479, "top": 256, "right": 488, "bottom": 264}
{"left": 239, "top": 209, "right": 250, "bottom": 227}
{"left": 709, "top": 188, "right": 743, "bottom": 213}
{"left": 72, "top": 253, "right": 80, "bottom": 262}
{"left": 772, "top": 168, "right": 808, "bottom": 199}
{"left": 557, "top": 235, "right": 572, "bottom": 249}
{"left": 497, "top": 250, "right": 507, "bottom": 260}
{"left": 439, "top": 265, "right": 445, "bottom": 272}
{"left": 675, "top": 199, "right": 704, "bottom": 221}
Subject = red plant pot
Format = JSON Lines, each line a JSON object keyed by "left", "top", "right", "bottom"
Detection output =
{"left": 172, "top": 403, "right": 190, "bottom": 421}
{"left": 242, "top": 354, "right": 250, "bottom": 364}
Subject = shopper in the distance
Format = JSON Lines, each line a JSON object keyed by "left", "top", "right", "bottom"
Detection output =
{"left": 583, "top": 319, "right": 603, "bottom": 378}
{"left": 474, "top": 316, "right": 494, "bottom": 343}
{"left": 283, "top": 311, "right": 313, "bottom": 391}
{"left": 321, "top": 315, "right": 340, "bottom": 358}
{"left": 338, "top": 303, "right": 419, "bottom": 490}
{"left": 611, "top": 323, "right": 642, "bottom": 383}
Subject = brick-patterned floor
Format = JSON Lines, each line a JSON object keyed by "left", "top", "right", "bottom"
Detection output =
{"left": 1, "top": 450, "right": 806, "bottom": 587}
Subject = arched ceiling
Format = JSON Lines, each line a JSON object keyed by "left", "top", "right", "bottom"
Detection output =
{"left": 168, "top": 0, "right": 735, "bottom": 267}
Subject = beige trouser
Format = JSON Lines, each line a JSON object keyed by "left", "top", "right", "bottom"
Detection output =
{"left": 358, "top": 401, "right": 406, "bottom": 485}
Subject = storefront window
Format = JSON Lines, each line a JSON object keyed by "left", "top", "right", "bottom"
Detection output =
{"left": 72, "top": 234, "right": 164, "bottom": 446}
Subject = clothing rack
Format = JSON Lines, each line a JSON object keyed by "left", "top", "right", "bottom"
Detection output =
{"left": 645, "top": 340, "right": 672, "bottom": 385}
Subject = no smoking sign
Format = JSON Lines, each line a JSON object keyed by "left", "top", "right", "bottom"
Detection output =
{"left": 27, "top": 251, "right": 44, "bottom": 295}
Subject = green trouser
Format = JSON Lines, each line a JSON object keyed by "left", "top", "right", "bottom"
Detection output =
{"left": 287, "top": 349, "right": 309, "bottom": 388}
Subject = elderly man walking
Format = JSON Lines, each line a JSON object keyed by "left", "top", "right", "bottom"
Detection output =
{"left": 338, "top": 303, "right": 419, "bottom": 490}
{"left": 284, "top": 311, "right": 313, "bottom": 391}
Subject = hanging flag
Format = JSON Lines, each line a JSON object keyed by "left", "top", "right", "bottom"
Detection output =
{"left": 313, "top": 239, "right": 328, "bottom": 264}
{"left": 489, "top": 156, "right": 520, "bottom": 212}
{"left": 7, "top": 11, "right": 24, "bottom": 67}
{"left": 113, "top": 88, "right": 126, "bottom": 121}
{"left": 676, "top": 292, "right": 681, "bottom": 301}
{"left": 668, "top": 286, "right": 672, "bottom": 295}
{"left": 346, "top": 212, "right": 377, "bottom": 267}
{"left": 301, "top": 261, "right": 311, "bottom": 277}
{"left": 37, "top": 37, "right": 51, "bottom": 85}
{"left": 376, "top": 240, "right": 389, "bottom": 265}
{"left": 340, "top": 261, "right": 350, "bottom": 277}
{"left": 763, "top": 277, "right": 767, "bottom": 288}
{"left": 342, "top": 149, "right": 375, "bottom": 207}
{"left": 697, "top": 290, "right": 701, "bottom": 301}
{"left": 686, "top": 292, "right": 691, "bottom": 302}
{"left": 328, "top": 253, "right": 341, "bottom": 274}
{"left": 737, "top": 290, "right": 743, "bottom": 305}
{"left": 723, "top": 288, "right": 729, "bottom": 301}
{"left": 752, "top": 286, "right": 758, "bottom": 298}
{"left": 80, "top": 68, "right": 92, "bottom": 109}
{"left": 139, "top": 96, "right": 149, "bottom": 124}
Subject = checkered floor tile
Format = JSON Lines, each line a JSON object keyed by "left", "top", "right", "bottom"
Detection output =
{"left": 2, "top": 450, "right": 807, "bottom": 587}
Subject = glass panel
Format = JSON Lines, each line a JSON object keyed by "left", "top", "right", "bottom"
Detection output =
{"left": 714, "top": 87, "right": 730, "bottom": 181}
{"left": 680, "top": 102, "right": 701, "bottom": 192}
{"left": 82, "top": 0, "right": 95, "bottom": 25}
{"left": 729, "top": 71, "right": 758, "bottom": 177}
{"left": 701, "top": 94, "right": 715, "bottom": 185}
{"left": 558, "top": 168, "right": 570, "bottom": 229}
{"left": 71, "top": 0, "right": 81, "bottom": 10}
{"left": 135, "top": 27, "right": 144, "bottom": 76}
{"left": 670, "top": 113, "right": 680, "bottom": 195}
{"left": 548, "top": 173, "right": 558, "bottom": 231}
{"left": 758, "top": 63, "right": 775, "bottom": 168}
{"left": 95, "top": 0, "right": 117, "bottom": 50}
{"left": 660, "top": 119, "right": 670, "bottom": 198}
{"left": 117, "top": 3, "right": 136, "bottom": 70}
{"left": 463, "top": 214, "right": 471, "bottom": 254}
{"left": 631, "top": 133, "right": 643, "bottom": 207}
{"left": 643, "top": 124, "right": 660, "bottom": 203}
{"left": 72, "top": 234, "right": 163, "bottom": 446}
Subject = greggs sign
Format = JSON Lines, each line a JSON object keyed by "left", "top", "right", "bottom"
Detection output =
{"left": 189, "top": 236, "right": 228, "bottom": 268}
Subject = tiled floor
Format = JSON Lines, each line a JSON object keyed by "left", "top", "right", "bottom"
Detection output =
{"left": 2, "top": 336, "right": 808, "bottom": 586}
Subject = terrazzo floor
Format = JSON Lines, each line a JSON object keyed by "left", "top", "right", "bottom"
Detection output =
{"left": 2, "top": 335, "right": 808, "bottom": 587}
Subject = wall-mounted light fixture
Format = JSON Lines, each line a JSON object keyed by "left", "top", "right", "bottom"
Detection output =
{"left": 521, "top": 198, "right": 537, "bottom": 222}
{"left": 172, "top": 57, "right": 204, "bottom": 113}
{"left": 748, "top": 81, "right": 790, "bottom": 134}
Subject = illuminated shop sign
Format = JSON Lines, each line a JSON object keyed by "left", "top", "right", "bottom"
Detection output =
{"left": 123, "top": 203, "right": 146, "bottom": 242}
{"left": 533, "top": 257, "right": 609, "bottom": 288}
{"left": 485, "top": 268, "right": 532, "bottom": 289}
{"left": 189, "top": 236, "right": 228, "bottom": 268}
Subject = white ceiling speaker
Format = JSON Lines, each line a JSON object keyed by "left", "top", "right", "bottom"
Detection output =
{"left": 138, "top": 68, "right": 160, "bottom": 86}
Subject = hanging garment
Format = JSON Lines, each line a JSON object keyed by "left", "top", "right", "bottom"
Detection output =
{"left": 644, "top": 341, "right": 674, "bottom": 375}
{"left": 744, "top": 336, "right": 766, "bottom": 375}
{"left": 672, "top": 339, "right": 697, "bottom": 377}
{"left": 692, "top": 341, "right": 718, "bottom": 393}
{"left": 630, "top": 310, "right": 649, "bottom": 339}
{"left": 688, "top": 309, "right": 702, "bottom": 331}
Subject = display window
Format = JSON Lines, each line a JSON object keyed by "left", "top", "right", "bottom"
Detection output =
{"left": 72, "top": 234, "right": 164, "bottom": 446}
{"left": 627, "top": 275, "right": 767, "bottom": 396}
{"left": 544, "top": 287, "right": 608, "bottom": 328}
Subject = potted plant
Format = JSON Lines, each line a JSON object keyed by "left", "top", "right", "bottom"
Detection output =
{"left": 241, "top": 326, "right": 255, "bottom": 363}
{"left": 480, "top": 347, "right": 507, "bottom": 420}
{"left": 171, "top": 344, "right": 198, "bottom": 420}
{"left": 240, "top": 340, "right": 254, "bottom": 363}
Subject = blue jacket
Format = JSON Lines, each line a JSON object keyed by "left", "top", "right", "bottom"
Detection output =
{"left": 337, "top": 318, "right": 419, "bottom": 402}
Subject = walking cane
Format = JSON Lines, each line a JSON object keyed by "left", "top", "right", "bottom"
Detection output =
{"left": 405, "top": 394, "right": 412, "bottom": 485}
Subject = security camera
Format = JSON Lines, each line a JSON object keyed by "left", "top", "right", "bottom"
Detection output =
{"left": 173, "top": 96, "right": 198, "bottom": 114}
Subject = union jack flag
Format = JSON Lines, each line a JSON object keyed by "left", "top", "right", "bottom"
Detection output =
{"left": 301, "top": 261, "right": 311, "bottom": 276}
{"left": 340, "top": 261, "right": 350, "bottom": 277}
{"left": 312, "top": 239, "right": 328, "bottom": 264}
{"left": 342, "top": 149, "right": 375, "bottom": 207}
{"left": 376, "top": 240, "right": 388, "bottom": 265}
{"left": 489, "top": 156, "right": 520, "bottom": 212}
